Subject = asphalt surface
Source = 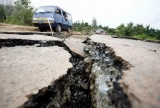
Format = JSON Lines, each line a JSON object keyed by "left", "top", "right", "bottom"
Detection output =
{"left": 64, "top": 38, "right": 85, "bottom": 56}
{"left": 0, "top": 34, "right": 61, "bottom": 41}
{"left": 0, "top": 34, "right": 76, "bottom": 108}
{"left": 0, "top": 34, "right": 85, "bottom": 57}
{"left": 90, "top": 34, "right": 160, "bottom": 108}
{"left": 0, "top": 33, "right": 160, "bottom": 108}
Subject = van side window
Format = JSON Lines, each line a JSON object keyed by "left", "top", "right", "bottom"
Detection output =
{"left": 56, "top": 9, "right": 61, "bottom": 15}
{"left": 67, "top": 14, "right": 72, "bottom": 21}
{"left": 62, "top": 11, "right": 68, "bottom": 21}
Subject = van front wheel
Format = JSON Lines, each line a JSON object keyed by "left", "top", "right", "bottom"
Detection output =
{"left": 39, "top": 27, "right": 45, "bottom": 32}
{"left": 56, "top": 24, "right": 61, "bottom": 32}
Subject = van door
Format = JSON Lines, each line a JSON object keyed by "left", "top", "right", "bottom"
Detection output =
{"left": 62, "top": 11, "right": 69, "bottom": 30}
{"left": 54, "top": 8, "right": 63, "bottom": 27}
{"left": 67, "top": 14, "right": 72, "bottom": 27}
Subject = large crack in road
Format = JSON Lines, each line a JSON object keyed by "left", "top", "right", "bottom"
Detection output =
{"left": 84, "top": 39, "right": 131, "bottom": 108}
{"left": 0, "top": 38, "right": 131, "bottom": 108}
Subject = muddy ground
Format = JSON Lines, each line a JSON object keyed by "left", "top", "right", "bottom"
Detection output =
{"left": 0, "top": 23, "right": 39, "bottom": 32}
{"left": 0, "top": 23, "right": 87, "bottom": 38}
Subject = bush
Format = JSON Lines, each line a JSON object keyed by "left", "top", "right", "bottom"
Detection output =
{"left": 1, "top": 0, "right": 34, "bottom": 26}
{"left": 133, "top": 34, "right": 157, "bottom": 40}
{"left": 0, "top": 5, "right": 5, "bottom": 22}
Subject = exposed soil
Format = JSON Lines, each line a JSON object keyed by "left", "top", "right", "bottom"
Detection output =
{"left": 0, "top": 23, "right": 89, "bottom": 40}
{"left": 0, "top": 23, "right": 38, "bottom": 32}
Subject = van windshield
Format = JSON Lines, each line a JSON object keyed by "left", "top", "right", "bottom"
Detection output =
{"left": 35, "top": 6, "right": 55, "bottom": 13}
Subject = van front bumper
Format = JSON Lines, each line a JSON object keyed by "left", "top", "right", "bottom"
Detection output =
{"left": 32, "top": 20, "right": 54, "bottom": 24}
{"left": 32, "top": 17, "right": 54, "bottom": 27}
{"left": 32, "top": 20, "right": 54, "bottom": 27}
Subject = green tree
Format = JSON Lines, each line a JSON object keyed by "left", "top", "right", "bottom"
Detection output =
{"left": 133, "top": 24, "right": 145, "bottom": 35}
{"left": 124, "top": 22, "right": 134, "bottom": 36}
{"left": 0, "top": 4, "right": 6, "bottom": 22}
{"left": 1, "top": 0, "right": 14, "bottom": 22}
{"left": 146, "top": 25, "right": 150, "bottom": 34}
{"left": 7, "top": 0, "right": 34, "bottom": 25}
{"left": 4, "top": 0, "right": 34, "bottom": 25}
{"left": 155, "top": 30, "right": 160, "bottom": 40}
{"left": 85, "top": 22, "right": 89, "bottom": 26}
{"left": 103, "top": 26, "right": 109, "bottom": 31}
{"left": 73, "top": 20, "right": 92, "bottom": 32}
{"left": 116, "top": 23, "right": 125, "bottom": 36}
{"left": 92, "top": 18, "right": 97, "bottom": 29}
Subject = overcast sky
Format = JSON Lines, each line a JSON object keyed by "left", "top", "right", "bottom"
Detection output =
{"left": 30, "top": 0, "right": 160, "bottom": 29}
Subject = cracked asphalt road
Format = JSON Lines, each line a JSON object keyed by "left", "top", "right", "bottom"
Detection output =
{"left": 0, "top": 33, "right": 86, "bottom": 108}
{"left": 90, "top": 35, "right": 160, "bottom": 108}
{"left": 0, "top": 46, "right": 72, "bottom": 108}
{"left": 1, "top": 33, "right": 160, "bottom": 108}
{"left": 0, "top": 35, "right": 73, "bottom": 108}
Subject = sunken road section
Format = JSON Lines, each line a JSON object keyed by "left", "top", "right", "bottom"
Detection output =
{"left": 84, "top": 40, "right": 131, "bottom": 108}
{"left": 0, "top": 38, "right": 131, "bottom": 108}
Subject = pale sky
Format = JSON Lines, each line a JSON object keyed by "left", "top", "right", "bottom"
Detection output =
{"left": 30, "top": 0, "right": 160, "bottom": 29}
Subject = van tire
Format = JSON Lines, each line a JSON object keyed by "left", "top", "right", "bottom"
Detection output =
{"left": 39, "top": 27, "right": 45, "bottom": 32}
{"left": 67, "top": 27, "right": 71, "bottom": 33}
{"left": 39, "top": 27, "right": 44, "bottom": 32}
{"left": 56, "top": 24, "right": 61, "bottom": 32}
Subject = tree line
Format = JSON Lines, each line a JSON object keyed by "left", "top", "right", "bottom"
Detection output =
{"left": 73, "top": 18, "right": 108, "bottom": 33}
{"left": 113, "top": 22, "right": 160, "bottom": 40}
{"left": 0, "top": 0, "right": 34, "bottom": 25}
{"left": 73, "top": 19, "right": 160, "bottom": 40}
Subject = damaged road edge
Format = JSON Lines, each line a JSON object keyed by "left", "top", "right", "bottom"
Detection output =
{"left": 21, "top": 40, "right": 91, "bottom": 108}
{"left": 0, "top": 39, "right": 91, "bottom": 108}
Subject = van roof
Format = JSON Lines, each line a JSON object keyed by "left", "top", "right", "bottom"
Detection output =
{"left": 39, "top": 5, "right": 71, "bottom": 15}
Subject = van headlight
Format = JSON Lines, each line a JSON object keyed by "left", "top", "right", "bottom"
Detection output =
{"left": 47, "top": 18, "right": 54, "bottom": 21}
{"left": 33, "top": 18, "right": 37, "bottom": 20}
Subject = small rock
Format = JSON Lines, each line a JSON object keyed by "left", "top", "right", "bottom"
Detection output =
{"left": 80, "top": 83, "right": 88, "bottom": 89}
{"left": 98, "top": 84, "right": 109, "bottom": 98}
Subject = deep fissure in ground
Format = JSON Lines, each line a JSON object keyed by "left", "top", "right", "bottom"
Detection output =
{"left": 0, "top": 39, "right": 131, "bottom": 108}
{"left": 84, "top": 40, "right": 131, "bottom": 108}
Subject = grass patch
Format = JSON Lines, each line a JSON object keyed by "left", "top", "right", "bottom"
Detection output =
{"left": 132, "top": 34, "right": 157, "bottom": 41}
